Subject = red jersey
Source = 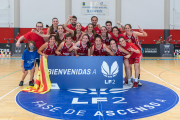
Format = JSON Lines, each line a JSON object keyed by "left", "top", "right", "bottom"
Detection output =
{"left": 112, "top": 47, "right": 123, "bottom": 56}
{"left": 60, "top": 42, "right": 73, "bottom": 56}
{"left": 59, "top": 33, "right": 66, "bottom": 41}
{"left": 24, "top": 30, "right": 46, "bottom": 49}
{"left": 101, "top": 35, "right": 110, "bottom": 45}
{"left": 67, "top": 24, "right": 86, "bottom": 32}
{"left": 93, "top": 44, "right": 107, "bottom": 56}
{"left": 77, "top": 41, "right": 88, "bottom": 56}
{"left": 111, "top": 34, "right": 127, "bottom": 43}
{"left": 88, "top": 33, "right": 95, "bottom": 45}
{"left": 43, "top": 42, "right": 57, "bottom": 55}
{"left": 107, "top": 28, "right": 121, "bottom": 35}
{"left": 121, "top": 42, "right": 141, "bottom": 58}
{"left": 125, "top": 30, "right": 141, "bottom": 50}
{"left": 85, "top": 25, "right": 101, "bottom": 34}
{"left": 73, "top": 31, "right": 83, "bottom": 42}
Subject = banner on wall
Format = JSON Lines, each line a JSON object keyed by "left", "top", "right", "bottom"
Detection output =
{"left": 141, "top": 44, "right": 161, "bottom": 57}
{"left": 160, "top": 44, "right": 174, "bottom": 57}
{"left": 0, "top": 43, "right": 12, "bottom": 57}
{"left": 47, "top": 56, "right": 123, "bottom": 89}
{"left": 174, "top": 44, "right": 180, "bottom": 55}
{"left": 81, "top": 1, "right": 109, "bottom": 16}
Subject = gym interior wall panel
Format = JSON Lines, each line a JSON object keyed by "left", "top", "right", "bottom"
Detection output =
{"left": 72, "top": 0, "right": 116, "bottom": 27}
{"left": 20, "top": 0, "right": 66, "bottom": 28}
{"left": 0, "top": 0, "right": 14, "bottom": 27}
{"left": 121, "top": 0, "right": 164, "bottom": 29}
{"left": 170, "top": 0, "right": 180, "bottom": 29}
{"left": 0, "top": 28, "right": 14, "bottom": 43}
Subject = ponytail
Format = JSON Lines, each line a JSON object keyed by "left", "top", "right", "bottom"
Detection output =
{"left": 87, "top": 41, "right": 91, "bottom": 48}
{"left": 50, "top": 24, "right": 54, "bottom": 34}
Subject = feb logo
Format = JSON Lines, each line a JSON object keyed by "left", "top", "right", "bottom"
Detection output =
{"left": 101, "top": 61, "right": 119, "bottom": 78}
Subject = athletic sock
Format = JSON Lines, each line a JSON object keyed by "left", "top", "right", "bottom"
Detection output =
{"left": 128, "top": 79, "right": 132, "bottom": 84}
{"left": 131, "top": 75, "right": 133, "bottom": 79}
{"left": 135, "top": 78, "right": 138, "bottom": 82}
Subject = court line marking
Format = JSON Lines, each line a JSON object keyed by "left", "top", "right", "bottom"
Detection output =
{"left": 0, "top": 69, "right": 22, "bottom": 79}
{"left": 0, "top": 75, "right": 37, "bottom": 100}
{"left": 1, "top": 58, "right": 180, "bottom": 60}
{"left": 141, "top": 67, "right": 180, "bottom": 91}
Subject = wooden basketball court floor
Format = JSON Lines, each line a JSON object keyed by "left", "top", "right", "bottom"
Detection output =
{"left": 0, "top": 57, "right": 179, "bottom": 120}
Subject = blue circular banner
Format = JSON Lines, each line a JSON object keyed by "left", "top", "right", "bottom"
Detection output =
{"left": 16, "top": 80, "right": 179, "bottom": 120}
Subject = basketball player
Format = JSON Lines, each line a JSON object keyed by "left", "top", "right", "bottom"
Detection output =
{"left": 64, "top": 16, "right": 85, "bottom": 42}
{"left": 111, "top": 26, "right": 127, "bottom": 43}
{"left": 85, "top": 16, "right": 101, "bottom": 34}
{"left": 37, "top": 35, "right": 57, "bottom": 58}
{"left": 47, "top": 18, "right": 59, "bottom": 35}
{"left": 119, "top": 36, "right": 142, "bottom": 88}
{"left": 55, "top": 33, "right": 74, "bottom": 56}
{"left": 124, "top": 24, "right": 147, "bottom": 84}
{"left": 109, "top": 39, "right": 132, "bottom": 86}
{"left": 100, "top": 26, "right": 111, "bottom": 45}
{"left": 86, "top": 23, "right": 97, "bottom": 46}
{"left": 106, "top": 21, "right": 124, "bottom": 34}
{"left": 91, "top": 35, "right": 114, "bottom": 56}
{"left": 69, "top": 34, "right": 91, "bottom": 56}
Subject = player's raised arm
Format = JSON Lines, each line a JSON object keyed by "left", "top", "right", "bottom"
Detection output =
{"left": 64, "top": 16, "right": 74, "bottom": 36}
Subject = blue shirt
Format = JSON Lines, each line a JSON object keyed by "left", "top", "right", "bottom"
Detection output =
{"left": 22, "top": 49, "right": 39, "bottom": 70}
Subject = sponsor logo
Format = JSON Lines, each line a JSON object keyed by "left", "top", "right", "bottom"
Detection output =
{"left": 144, "top": 48, "right": 157, "bottom": 53}
{"left": 82, "top": 2, "right": 85, "bottom": 6}
{"left": 101, "top": 61, "right": 119, "bottom": 78}
{"left": 164, "top": 45, "right": 170, "bottom": 54}
{"left": 175, "top": 49, "right": 180, "bottom": 54}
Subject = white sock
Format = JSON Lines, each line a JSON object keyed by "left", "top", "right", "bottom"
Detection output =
{"left": 135, "top": 78, "right": 138, "bottom": 82}
{"left": 128, "top": 79, "right": 131, "bottom": 82}
{"left": 131, "top": 75, "right": 133, "bottom": 79}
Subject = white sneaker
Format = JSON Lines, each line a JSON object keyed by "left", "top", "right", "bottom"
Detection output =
{"left": 128, "top": 80, "right": 133, "bottom": 88}
{"left": 138, "top": 80, "right": 142, "bottom": 86}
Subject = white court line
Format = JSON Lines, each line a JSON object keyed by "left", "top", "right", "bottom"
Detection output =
{"left": 141, "top": 67, "right": 180, "bottom": 91}
{"left": 0, "top": 75, "right": 37, "bottom": 100}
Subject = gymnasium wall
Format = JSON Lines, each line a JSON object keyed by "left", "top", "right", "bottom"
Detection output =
{"left": 0, "top": 0, "right": 179, "bottom": 44}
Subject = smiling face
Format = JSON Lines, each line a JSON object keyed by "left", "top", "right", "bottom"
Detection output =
{"left": 110, "top": 40, "right": 117, "bottom": 50}
{"left": 106, "top": 23, "right": 112, "bottom": 31}
{"left": 70, "top": 18, "right": 77, "bottom": 26}
{"left": 82, "top": 35, "right": 89, "bottom": 45}
{"left": 119, "top": 37, "right": 126, "bottom": 47}
{"left": 125, "top": 25, "right": 131, "bottom": 33}
{"left": 87, "top": 24, "right": 93, "bottom": 32}
{"left": 101, "top": 27, "right": 107, "bottom": 35}
{"left": 49, "top": 36, "right": 56, "bottom": 45}
{"left": 57, "top": 25, "right": 64, "bottom": 34}
{"left": 112, "top": 28, "right": 119, "bottom": 36}
{"left": 76, "top": 23, "right": 82, "bottom": 31}
{"left": 95, "top": 37, "right": 102, "bottom": 46}
{"left": 65, "top": 37, "right": 72, "bottom": 45}
{"left": 91, "top": 17, "right": 98, "bottom": 26}
{"left": 36, "top": 23, "right": 43, "bottom": 31}
{"left": 52, "top": 18, "right": 59, "bottom": 27}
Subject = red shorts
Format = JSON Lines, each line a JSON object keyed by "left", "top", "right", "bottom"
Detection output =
{"left": 129, "top": 57, "right": 141, "bottom": 64}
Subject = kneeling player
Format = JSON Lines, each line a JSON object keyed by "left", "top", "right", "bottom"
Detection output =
{"left": 118, "top": 36, "right": 142, "bottom": 88}
{"left": 91, "top": 35, "right": 114, "bottom": 56}
{"left": 55, "top": 33, "right": 74, "bottom": 56}
{"left": 37, "top": 35, "right": 57, "bottom": 58}
{"left": 69, "top": 34, "right": 91, "bottom": 56}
